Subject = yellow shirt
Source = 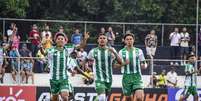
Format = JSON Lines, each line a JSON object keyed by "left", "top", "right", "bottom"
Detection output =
{"left": 42, "top": 38, "right": 52, "bottom": 49}
{"left": 158, "top": 75, "right": 166, "bottom": 85}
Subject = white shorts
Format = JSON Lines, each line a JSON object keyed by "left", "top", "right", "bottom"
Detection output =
{"left": 146, "top": 47, "right": 156, "bottom": 56}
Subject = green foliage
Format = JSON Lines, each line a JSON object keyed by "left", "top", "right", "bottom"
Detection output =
{"left": 0, "top": 0, "right": 29, "bottom": 17}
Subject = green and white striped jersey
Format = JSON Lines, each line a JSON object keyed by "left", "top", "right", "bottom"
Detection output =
{"left": 184, "top": 63, "right": 197, "bottom": 86}
{"left": 87, "top": 47, "right": 116, "bottom": 83}
{"left": 65, "top": 43, "right": 75, "bottom": 54}
{"left": 46, "top": 46, "right": 77, "bottom": 80}
{"left": 119, "top": 47, "right": 145, "bottom": 74}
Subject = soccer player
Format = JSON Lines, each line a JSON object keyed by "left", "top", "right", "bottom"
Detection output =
{"left": 118, "top": 33, "right": 147, "bottom": 101}
{"left": 179, "top": 52, "right": 200, "bottom": 101}
{"left": 87, "top": 33, "right": 123, "bottom": 101}
{"left": 45, "top": 33, "right": 92, "bottom": 101}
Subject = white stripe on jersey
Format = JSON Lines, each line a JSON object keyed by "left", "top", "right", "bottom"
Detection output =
{"left": 56, "top": 52, "right": 60, "bottom": 80}
{"left": 105, "top": 50, "right": 109, "bottom": 82}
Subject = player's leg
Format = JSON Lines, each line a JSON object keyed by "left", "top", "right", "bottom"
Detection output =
{"left": 50, "top": 79, "right": 60, "bottom": 101}
{"left": 134, "top": 89, "right": 144, "bottom": 101}
{"left": 95, "top": 81, "right": 107, "bottom": 101}
{"left": 60, "top": 91, "right": 69, "bottom": 101}
{"left": 122, "top": 74, "right": 133, "bottom": 101}
{"left": 191, "top": 86, "right": 199, "bottom": 101}
{"left": 60, "top": 79, "right": 73, "bottom": 101}
{"left": 179, "top": 87, "right": 189, "bottom": 101}
{"left": 132, "top": 73, "right": 144, "bottom": 101}
{"left": 51, "top": 94, "right": 59, "bottom": 101}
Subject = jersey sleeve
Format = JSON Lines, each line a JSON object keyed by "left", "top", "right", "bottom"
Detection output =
{"left": 67, "top": 57, "right": 78, "bottom": 70}
{"left": 111, "top": 47, "right": 118, "bottom": 60}
{"left": 87, "top": 49, "right": 94, "bottom": 60}
{"left": 139, "top": 49, "right": 145, "bottom": 61}
{"left": 185, "top": 64, "right": 190, "bottom": 73}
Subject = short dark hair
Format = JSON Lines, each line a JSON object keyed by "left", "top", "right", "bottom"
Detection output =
{"left": 123, "top": 33, "right": 135, "bottom": 40}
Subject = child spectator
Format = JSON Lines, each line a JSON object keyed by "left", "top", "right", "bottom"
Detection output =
{"left": 21, "top": 59, "right": 34, "bottom": 84}
{"left": 41, "top": 33, "right": 53, "bottom": 49}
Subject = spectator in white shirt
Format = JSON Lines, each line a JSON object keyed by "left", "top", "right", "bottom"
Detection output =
{"left": 180, "top": 27, "right": 190, "bottom": 65}
{"left": 169, "top": 28, "right": 181, "bottom": 65}
{"left": 41, "top": 25, "right": 52, "bottom": 40}
{"left": 167, "top": 67, "right": 178, "bottom": 88}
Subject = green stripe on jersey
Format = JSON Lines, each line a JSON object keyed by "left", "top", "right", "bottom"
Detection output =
{"left": 92, "top": 47, "right": 113, "bottom": 83}
{"left": 120, "top": 47, "right": 142, "bottom": 74}
{"left": 47, "top": 47, "right": 69, "bottom": 80}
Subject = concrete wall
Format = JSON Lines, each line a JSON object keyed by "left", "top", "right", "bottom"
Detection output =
{"left": 1, "top": 73, "right": 201, "bottom": 88}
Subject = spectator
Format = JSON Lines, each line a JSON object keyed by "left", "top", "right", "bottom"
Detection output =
{"left": 41, "top": 33, "right": 53, "bottom": 49}
{"left": 19, "top": 44, "right": 34, "bottom": 84}
{"left": 21, "top": 59, "right": 34, "bottom": 84}
{"left": 157, "top": 69, "right": 167, "bottom": 88}
{"left": 145, "top": 30, "right": 158, "bottom": 58}
{"left": 167, "top": 67, "right": 178, "bottom": 88}
{"left": 57, "top": 26, "right": 65, "bottom": 34}
{"left": 180, "top": 27, "right": 190, "bottom": 65}
{"left": 100, "top": 27, "right": 106, "bottom": 34}
{"left": 71, "top": 29, "right": 83, "bottom": 46}
{"left": 41, "top": 25, "right": 52, "bottom": 41}
{"left": 7, "top": 23, "right": 16, "bottom": 42}
{"left": 9, "top": 46, "right": 20, "bottom": 84}
{"left": 0, "top": 44, "right": 5, "bottom": 83}
{"left": 36, "top": 46, "right": 46, "bottom": 73}
{"left": 11, "top": 26, "right": 20, "bottom": 49}
{"left": 106, "top": 27, "right": 115, "bottom": 46}
{"left": 82, "top": 66, "right": 93, "bottom": 85}
{"left": 77, "top": 48, "right": 87, "bottom": 62}
{"left": 28, "top": 24, "right": 41, "bottom": 57}
{"left": 169, "top": 28, "right": 181, "bottom": 65}
{"left": 149, "top": 72, "right": 158, "bottom": 88}
{"left": 2, "top": 36, "right": 10, "bottom": 50}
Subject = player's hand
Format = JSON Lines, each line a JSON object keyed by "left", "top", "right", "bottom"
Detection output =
{"left": 107, "top": 47, "right": 115, "bottom": 53}
{"left": 88, "top": 77, "right": 94, "bottom": 84}
{"left": 141, "top": 63, "right": 148, "bottom": 69}
{"left": 71, "top": 70, "right": 77, "bottom": 76}
{"left": 84, "top": 32, "right": 90, "bottom": 40}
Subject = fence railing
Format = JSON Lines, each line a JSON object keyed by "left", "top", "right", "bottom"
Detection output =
{"left": 1, "top": 56, "right": 200, "bottom": 88}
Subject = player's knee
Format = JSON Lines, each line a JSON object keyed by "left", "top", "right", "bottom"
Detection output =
{"left": 51, "top": 95, "right": 58, "bottom": 101}
{"left": 135, "top": 91, "right": 144, "bottom": 101}
{"left": 98, "top": 93, "right": 106, "bottom": 101}
{"left": 60, "top": 92, "right": 69, "bottom": 101}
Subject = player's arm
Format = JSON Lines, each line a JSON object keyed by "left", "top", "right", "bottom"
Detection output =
{"left": 139, "top": 49, "right": 147, "bottom": 69}
{"left": 108, "top": 47, "right": 123, "bottom": 66}
{"left": 76, "top": 32, "right": 90, "bottom": 49}
{"left": 74, "top": 65, "right": 93, "bottom": 80}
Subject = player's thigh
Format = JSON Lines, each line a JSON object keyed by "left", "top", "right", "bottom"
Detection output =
{"left": 95, "top": 81, "right": 107, "bottom": 94}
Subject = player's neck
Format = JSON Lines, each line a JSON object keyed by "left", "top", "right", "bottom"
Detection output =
{"left": 98, "top": 45, "right": 106, "bottom": 49}
{"left": 126, "top": 46, "right": 133, "bottom": 51}
{"left": 56, "top": 46, "right": 64, "bottom": 51}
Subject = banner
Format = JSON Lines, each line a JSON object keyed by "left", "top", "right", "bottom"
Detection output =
{"left": 36, "top": 87, "right": 167, "bottom": 101}
{"left": 0, "top": 86, "right": 36, "bottom": 101}
{"left": 168, "top": 88, "right": 201, "bottom": 101}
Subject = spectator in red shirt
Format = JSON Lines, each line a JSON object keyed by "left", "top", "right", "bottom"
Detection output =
{"left": 28, "top": 24, "right": 41, "bottom": 57}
